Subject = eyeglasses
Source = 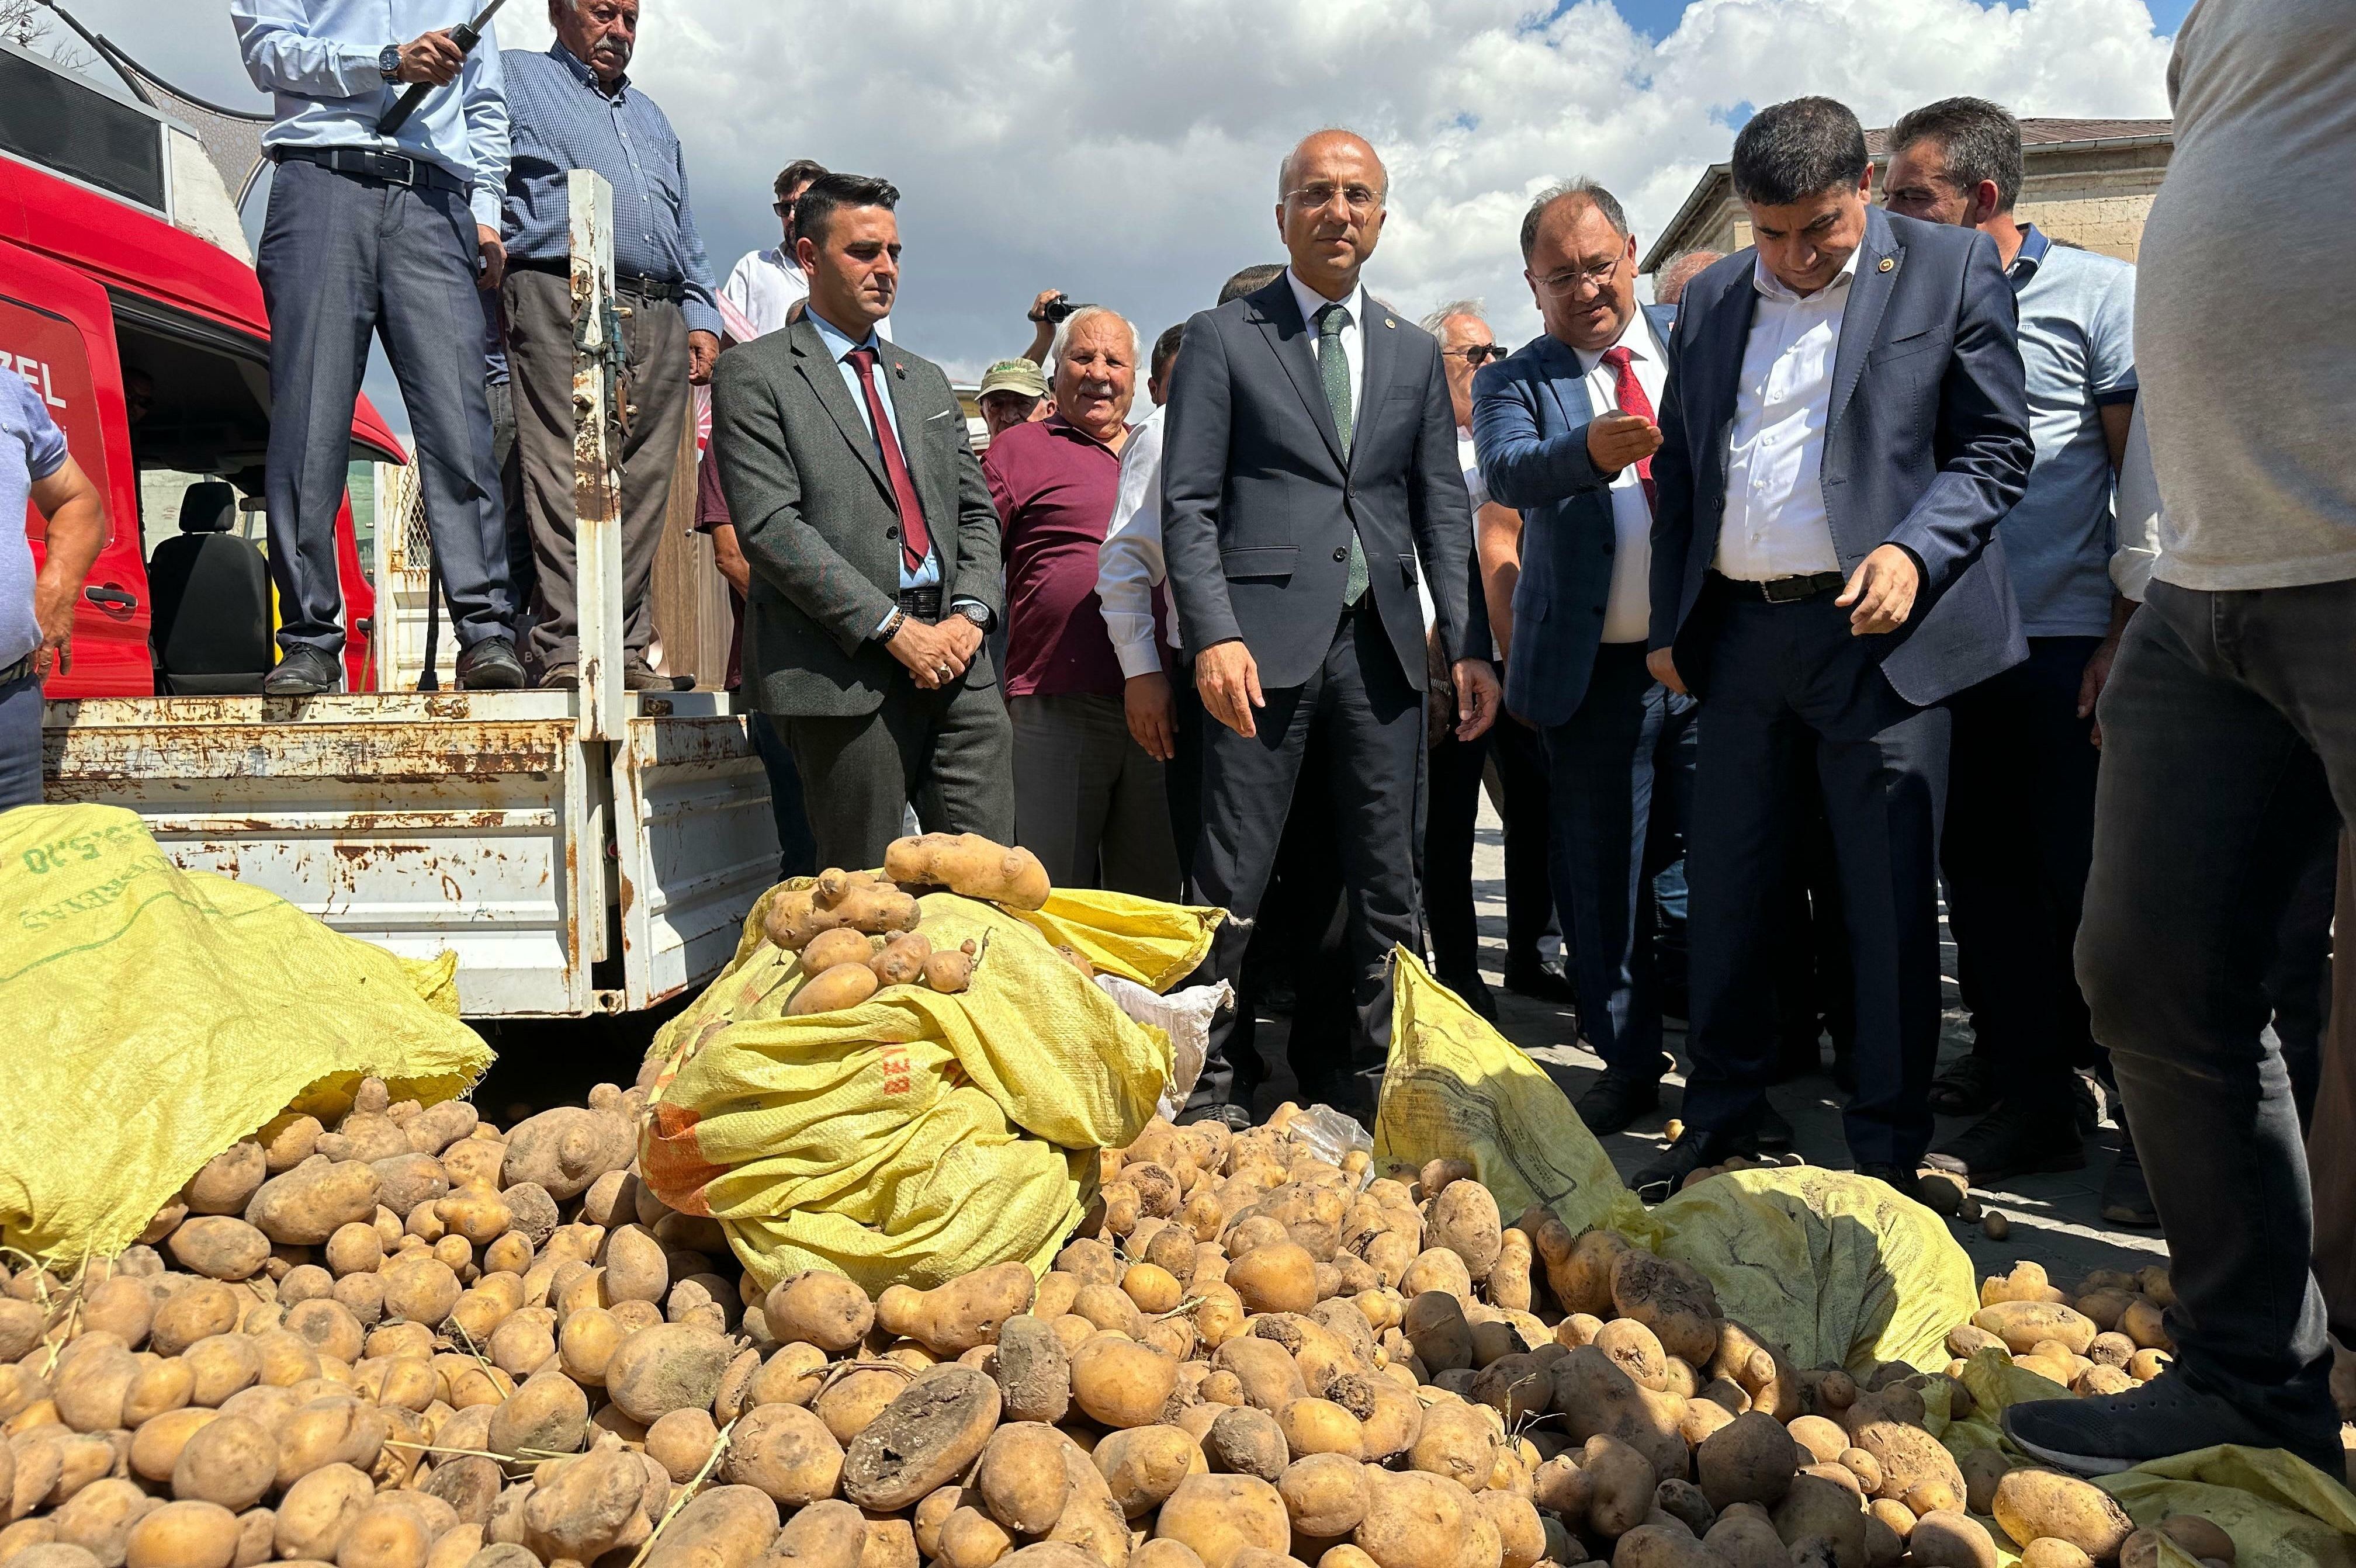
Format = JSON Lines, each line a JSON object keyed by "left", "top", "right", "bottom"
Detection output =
{"left": 772, "top": 199, "right": 798, "bottom": 217}
{"left": 1446, "top": 344, "right": 1508, "bottom": 366}
{"left": 1534, "top": 256, "right": 1627, "bottom": 296}
{"left": 1285, "top": 182, "right": 1385, "bottom": 216}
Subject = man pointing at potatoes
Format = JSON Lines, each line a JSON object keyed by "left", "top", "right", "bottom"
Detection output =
{"left": 1635, "top": 98, "right": 2032, "bottom": 1198}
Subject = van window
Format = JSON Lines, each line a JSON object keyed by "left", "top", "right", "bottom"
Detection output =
{"left": 1, "top": 293, "right": 118, "bottom": 546}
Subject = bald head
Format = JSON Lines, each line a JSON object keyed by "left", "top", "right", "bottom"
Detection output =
{"left": 1276, "top": 129, "right": 1390, "bottom": 300}
{"left": 1655, "top": 250, "right": 1724, "bottom": 306}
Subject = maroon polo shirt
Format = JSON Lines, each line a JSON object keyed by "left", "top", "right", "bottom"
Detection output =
{"left": 983, "top": 414, "right": 1156, "bottom": 700}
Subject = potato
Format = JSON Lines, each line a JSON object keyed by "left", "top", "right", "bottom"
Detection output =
{"left": 1226, "top": 1244, "right": 1318, "bottom": 1317}
{"left": 500, "top": 1108, "right": 633, "bottom": 1201}
{"left": 1610, "top": 1250, "right": 1720, "bottom": 1365}
{"left": 51, "top": 1477, "right": 158, "bottom": 1568}
{"left": 1353, "top": 1472, "right": 1475, "bottom": 1568}
{"left": 991, "top": 1317, "right": 1072, "bottom": 1427}
{"left": 1276, "top": 1455, "right": 1367, "bottom": 1539}
{"left": 484, "top": 1370, "right": 587, "bottom": 1462}
{"left": 1406, "top": 1401, "right": 1492, "bottom": 1490}
{"left": 274, "top": 1399, "right": 386, "bottom": 1489}
{"left": 1695, "top": 1410, "right": 1797, "bottom": 1511}
{"left": 1402, "top": 1293, "right": 1474, "bottom": 1375}
{"left": 1069, "top": 1335, "right": 1177, "bottom": 1430}
{"left": 884, "top": 834, "right": 1051, "bottom": 909}
{"left": 799, "top": 928, "right": 878, "bottom": 973}
{"left": 722, "top": 1403, "right": 844, "bottom": 1507}
{"left": 1909, "top": 1513, "right": 1999, "bottom": 1568}
{"left": 1426, "top": 1182, "right": 1503, "bottom": 1282}
{"left": 789, "top": 962, "right": 881, "bottom": 1017}
{"left": 637, "top": 1485, "right": 781, "bottom": 1568}
{"left": 1594, "top": 1319, "right": 1670, "bottom": 1392}
{"left": 1614, "top": 1523, "right": 1720, "bottom": 1568}
{"left": 167, "top": 1221, "right": 271, "bottom": 1284}
{"left": 122, "top": 1360, "right": 194, "bottom": 1430}
{"left": 1972, "top": 1303, "right": 2098, "bottom": 1358}
{"left": 52, "top": 1347, "right": 137, "bottom": 1434}
{"left": 875, "top": 1265, "right": 1035, "bottom": 1358}
{"left": 1093, "top": 1427, "right": 1202, "bottom": 1520}
{"left": 934, "top": 1507, "right": 1012, "bottom": 1568}
{"left": 379, "top": 1259, "right": 460, "bottom": 1328}
{"left": 519, "top": 1450, "right": 650, "bottom": 1564}
{"left": 1582, "top": 1435, "right": 1661, "bottom": 1539}
{"left": 1840, "top": 1407, "right": 1962, "bottom": 1513}
{"left": 840, "top": 1367, "right": 1000, "bottom": 1513}
{"left": 2158, "top": 1517, "right": 2234, "bottom": 1564}
{"left": 1992, "top": 1470, "right": 2136, "bottom": 1562}
{"left": 1155, "top": 1476, "right": 1290, "bottom": 1568}
{"left": 1203, "top": 1407, "right": 1290, "bottom": 1483}
{"left": 123, "top": 1502, "right": 240, "bottom": 1568}
{"left": 1132, "top": 1548, "right": 1207, "bottom": 1568}
{"left": 171, "top": 1418, "right": 276, "bottom": 1512}
{"left": 272, "top": 1466, "right": 374, "bottom": 1562}
{"left": 1550, "top": 1347, "right": 1687, "bottom": 1483}
{"left": 244, "top": 1161, "right": 382, "bottom": 1248}
{"left": 766, "top": 1274, "right": 876, "bottom": 1355}
{"left": 1771, "top": 1473, "right": 1866, "bottom": 1568}
{"left": 602, "top": 1323, "right": 732, "bottom": 1424}
{"left": 1279, "top": 1399, "right": 1364, "bottom": 1462}
{"left": 813, "top": 1369, "right": 904, "bottom": 1446}
{"left": 2022, "top": 1541, "right": 2097, "bottom": 1568}
{"left": 1323, "top": 1373, "right": 1421, "bottom": 1462}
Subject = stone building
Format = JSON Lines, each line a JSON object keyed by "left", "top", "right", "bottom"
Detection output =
{"left": 1641, "top": 117, "right": 2173, "bottom": 278}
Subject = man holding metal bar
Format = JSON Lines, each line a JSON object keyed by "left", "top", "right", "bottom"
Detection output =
{"left": 231, "top": 0, "right": 525, "bottom": 695}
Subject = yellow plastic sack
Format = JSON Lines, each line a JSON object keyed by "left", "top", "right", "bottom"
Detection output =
{"left": 0, "top": 805, "right": 491, "bottom": 1266}
{"left": 1376, "top": 949, "right": 1977, "bottom": 1374}
{"left": 640, "top": 884, "right": 1200, "bottom": 1296}
{"left": 1376, "top": 951, "right": 1661, "bottom": 1244}
{"left": 1651, "top": 1166, "right": 1980, "bottom": 1375}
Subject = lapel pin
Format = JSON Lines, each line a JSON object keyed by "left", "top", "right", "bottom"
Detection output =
{"left": 1877, "top": 257, "right": 1894, "bottom": 272}
{"left": 1385, "top": 318, "right": 1396, "bottom": 328}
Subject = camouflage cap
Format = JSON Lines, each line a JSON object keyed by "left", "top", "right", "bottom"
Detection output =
{"left": 976, "top": 358, "right": 1049, "bottom": 400}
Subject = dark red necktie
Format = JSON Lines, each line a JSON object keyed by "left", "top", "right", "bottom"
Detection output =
{"left": 846, "top": 345, "right": 932, "bottom": 575}
{"left": 1602, "top": 345, "right": 1658, "bottom": 512}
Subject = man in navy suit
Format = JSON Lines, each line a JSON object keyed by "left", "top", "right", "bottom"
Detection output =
{"left": 1472, "top": 181, "right": 1696, "bottom": 1134}
{"left": 1639, "top": 97, "right": 2033, "bottom": 1198}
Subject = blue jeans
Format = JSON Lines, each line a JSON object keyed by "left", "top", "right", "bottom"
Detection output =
{"left": 2077, "top": 578, "right": 2354, "bottom": 1446}
{"left": 0, "top": 671, "right": 39, "bottom": 810}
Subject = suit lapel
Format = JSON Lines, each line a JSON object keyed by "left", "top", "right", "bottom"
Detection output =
{"left": 789, "top": 317, "right": 891, "bottom": 496}
{"left": 1354, "top": 290, "right": 1398, "bottom": 466}
{"left": 1534, "top": 334, "right": 1592, "bottom": 430}
{"left": 1251, "top": 279, "right": 1347, "bottom": 474}
{"left": 1695, "top": 265, "right": 1760, "bottom": 474}
{"left": 1828, "top": 207, "right": 1900, "bottom": 431}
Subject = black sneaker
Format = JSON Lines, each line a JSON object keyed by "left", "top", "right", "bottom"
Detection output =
{"left": 624, "top": 661, "right": 673, "bottom": 692}
{"left": 455, "top": 636, "right": 526, "bottom": 691}
{"left": 2004, "top": 1376, "right": 2343, "bottom": 1478}
{"left": 1576, "top": 1071, "right": 1661, "bottom": 1135}
{"left": 1756, "top": 1104, "right": 1794, "bottom": 1153}
{"left": 1858, "top": 1163, "right": 1924, "bottom": 1203}
{"left": 1176, "top": 1104, "right": 1254, "bottom": 1132}
{"left": 1633, "top": 1127, "right": 1752, "bottom": 1202}
{"left": 1927, "top": 1053, "right": 2001, "bottom": 1116}
{"left": 539, "top": 664, "right": 580, "bottom": 691}
{"left": 1502, "top": 957, "right": 1579, "bottom": 1005}
{"left": 262, "top": 646, "right": 338, "bottom": 696}
{"left": 1922, "top": 1099, "right": 2087, "bottom": 1186}
{"left": 2100, "top": 1134, "right": 2159, "bottom": 1229}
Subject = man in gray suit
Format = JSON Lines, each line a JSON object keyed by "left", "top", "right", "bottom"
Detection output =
{"left": 710, "top": 174, "right": 1011, "bottom": 870}
{"left": 1163, "top": 129, "right": 1500, "bottom": 1124}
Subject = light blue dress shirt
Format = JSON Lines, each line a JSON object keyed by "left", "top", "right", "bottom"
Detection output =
{"left": 230, "top": 0, "right": 510, "bottom": 230}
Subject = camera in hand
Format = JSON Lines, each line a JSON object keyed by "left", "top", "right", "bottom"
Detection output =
{"left": 1040, "top": 297, "right": 1096, "bottom": 324}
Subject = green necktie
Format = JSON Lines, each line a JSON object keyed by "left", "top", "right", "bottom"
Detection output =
{"left": 1315, "top": 300, "right": 1368, "bottom": 606}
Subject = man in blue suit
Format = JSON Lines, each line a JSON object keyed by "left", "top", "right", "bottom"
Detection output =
{"left": 1472, "top": 180, "right": 1696, "bottom": 1133}
{"left": 1639, "top": 97, "right": 2033, "bottom": 1198}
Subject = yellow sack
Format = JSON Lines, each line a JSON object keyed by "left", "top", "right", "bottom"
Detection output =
{"left": 1651, "top": 1165, "right": 1980, "bottom": 1375}
{"left": 0, "top": 805, "right": 490, "bottom": 1265}
{"left": 640, "top": 886, "right": 1187, "bottom": 1296}
{"left": 1376, "top": 951, "right": 1661, "bottom": 1245}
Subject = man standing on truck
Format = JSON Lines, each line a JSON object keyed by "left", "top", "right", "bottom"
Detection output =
{"left": 500, "top": 0, "right": 721, "bottom": 690}
{"left": 3, "top": 376, "right": 108, "bottom": 807}
{"left": 231, "top": 1, "right": 526, "bottom": 695}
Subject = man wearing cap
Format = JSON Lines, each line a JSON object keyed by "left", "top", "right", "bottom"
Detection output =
{"left": 976, "top": 359, "right": 1051, "bottom": 443}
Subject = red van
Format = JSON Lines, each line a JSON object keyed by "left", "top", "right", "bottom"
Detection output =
{"left": 1, "top": 43, "right": 399, "bottom": 695}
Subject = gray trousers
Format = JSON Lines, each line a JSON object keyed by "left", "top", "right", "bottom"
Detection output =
{"left": 1010, "top": 691, "right": 1181, "bottom": 898}
{"left": 504, "top": 269, "right": 685, "bottom": 671}
{"left": 256, "top": 159, "right": 511, "bottom": 655}
{"left": 2077, "top": 577, "right": 2354, "bottom": 1450}
{"left": 0, "top": 671, "right": 40, "bottom": 810}
{"left": 783, "top": 674, "right": 1016, "bottom": 872}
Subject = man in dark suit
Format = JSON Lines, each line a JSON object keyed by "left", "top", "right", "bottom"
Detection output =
{"left": 1163, "top": 129, "right": 1499, "bottom": 1125}
{"left": 1472, "top": 179, "right": 1695, "bottom": 1135}
{"left": 1640, "top": 98, "right": 2033, "bottom": 1197}
{"left": 711, "top": 173, "right": 1012, "bottom": 871}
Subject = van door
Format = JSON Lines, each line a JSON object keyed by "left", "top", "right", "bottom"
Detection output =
{"left": 1, "top": 237, "right": 151, "bottom": 696}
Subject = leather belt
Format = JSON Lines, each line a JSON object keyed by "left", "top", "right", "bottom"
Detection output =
{"left": 896, "top": 587, "right": 944, "bottom": 623}
{"left": 0, "top": 655, "right": 37, "bottom": 688}
{"left": 272, "top": 145, "right": 469, "bottom": 195}
{"left": 1713, "top": 570, "right": 1846, "bottom": 604}
{"left": 510, "top": 256, "right": 688, "bottom": 303}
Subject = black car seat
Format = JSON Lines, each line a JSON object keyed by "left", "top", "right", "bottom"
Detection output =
{"left": 148, "top": 482, "right": 273, "bottom": 695}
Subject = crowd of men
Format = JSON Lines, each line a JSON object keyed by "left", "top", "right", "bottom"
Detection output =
{"left": 24, "top": 0, "right": 2300, "bottom": 1490}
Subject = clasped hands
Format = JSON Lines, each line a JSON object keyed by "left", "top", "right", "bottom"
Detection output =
{"left": 885, "top": 615, "right": 982, "bottom": 690}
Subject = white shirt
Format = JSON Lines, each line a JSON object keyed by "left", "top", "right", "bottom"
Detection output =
{"left": 1286, "top": 269, "right": 1366, "bottom": 435}
{"left": 1575, "top": 331, "right": 1668, "bottom": 643}
{"left": 1714, "top": 250, "right": 1856, "bottom": 581}
{"left": 1099, "top": 403, "right": 1172, "bottom": 677}
{"left": 719, "top": 245, "right": 891, "bottom": 342}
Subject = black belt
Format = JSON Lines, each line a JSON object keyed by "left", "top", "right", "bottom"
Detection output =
{"left": 510, "top": 255, "right": 687, "bottom": 303}
{"left": 0, "top": 655, "right": 34, "bottom": 687}
{"left": 1712, "top": 570, "right": 1846, "bottom": 604}
{"left": 273, "top": 145, "right": 469, "bottom": 195}
{"left": 896, "top": 587, "right": 943, "bottom": 622}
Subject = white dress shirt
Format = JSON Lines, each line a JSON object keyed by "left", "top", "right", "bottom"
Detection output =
{"left": 1286, "top": 269, "right": 1366, "bottom": 434}
{"left": 1574, "top": 329, "right": 1668, "bottom": 643}
{"left": 719, "top": 247, "right": 891, "bottom": 342}
{"left": 1714, "top": 249, "right": 1858, "bottom": 581}
{"left": 1098, "top": 404, "right": 1172, "bottom": 677}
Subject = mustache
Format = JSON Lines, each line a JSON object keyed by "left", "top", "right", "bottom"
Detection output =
{"left": 591, "top": 36, "right": 632, "bottom": 61}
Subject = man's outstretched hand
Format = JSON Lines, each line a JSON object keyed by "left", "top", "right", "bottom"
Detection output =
{"left": 1196, "top": 640, "right": 1264, "bottom": 738}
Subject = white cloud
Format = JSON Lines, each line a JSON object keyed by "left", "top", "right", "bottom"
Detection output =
{"left": 58, "top": 0, "right": 2173, "bottom": 409}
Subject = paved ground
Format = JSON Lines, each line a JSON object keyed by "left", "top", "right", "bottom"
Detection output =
{"left": 1244, "top": 796, "right": 2171, "bottom": 1292}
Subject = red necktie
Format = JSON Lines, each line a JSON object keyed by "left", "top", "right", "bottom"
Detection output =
{"left": 846, "top": 345, "right": 932, "bottom": 575}
{"left": 1602, "top": 345, "right": 1657, "bottom": 512}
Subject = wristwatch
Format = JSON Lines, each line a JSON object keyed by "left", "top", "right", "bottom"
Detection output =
{"left": 378, "top": 43, "right": 403, "bottom": 82}
{"left": 953, "top": 603, "right": 991, "bottom": 632}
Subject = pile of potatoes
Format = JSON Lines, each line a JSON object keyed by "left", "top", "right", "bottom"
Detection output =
{"left": 0, "top": 1072, "right": 2216, "bottom": 1568}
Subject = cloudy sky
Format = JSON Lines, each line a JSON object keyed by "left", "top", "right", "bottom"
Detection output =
{"left": 47, "top": 0, "right": 2180, "bottom": 440}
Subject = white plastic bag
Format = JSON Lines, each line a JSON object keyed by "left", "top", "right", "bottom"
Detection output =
{"left": 1096, "top": 976, "right": 1231, "bottom": 1122}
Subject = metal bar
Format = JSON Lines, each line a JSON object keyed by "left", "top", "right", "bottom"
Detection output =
{"left": 569, "top": 168, "right": 626, "bottom": 742}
